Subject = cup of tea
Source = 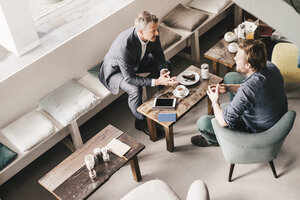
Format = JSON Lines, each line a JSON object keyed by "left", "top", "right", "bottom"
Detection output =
{"left": 175, "top": 85, "right": 186, "bottom": 96}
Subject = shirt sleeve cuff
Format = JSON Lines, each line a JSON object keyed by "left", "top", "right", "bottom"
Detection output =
{"left": 160, "top": 68, "right": 169, "bottom": 74}
{"left": 151, "top": 79, "right": 156, "bottom": 87}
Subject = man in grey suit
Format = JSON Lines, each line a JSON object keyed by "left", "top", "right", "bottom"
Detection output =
{"left": 99, "top": 10, "right": 177, "bottom": 135}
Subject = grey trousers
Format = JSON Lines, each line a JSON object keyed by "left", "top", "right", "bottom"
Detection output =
{"left": 197, "top": 72, "right": 246, "bottom": 144}
{"left": 110, "top": 56, "right": 171, "bottom": 120}
{"left": 119, "top": 76, "right": 144, "bottom": 120}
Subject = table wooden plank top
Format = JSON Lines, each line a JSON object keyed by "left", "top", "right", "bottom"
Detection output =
{"left": 204, "top": 38, "right": 236, "bottom": 68}
{"left": 137, "top": 65, "right": 223, "bottom": 128}
{"left": 39, "top": 125, "right": 145, "bottom": 200}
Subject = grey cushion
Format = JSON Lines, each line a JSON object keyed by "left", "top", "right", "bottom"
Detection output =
{"left": 159, "top": 26, "right": 182, "bottom": 51}
{"left": 0, "top": 143, "right": 18, "bottom": 171}
{"left": 162, "top": 4, "right": 208, "bottom": 31}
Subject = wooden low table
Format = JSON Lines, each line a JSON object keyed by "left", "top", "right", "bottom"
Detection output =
{"left": 204, "top": 38, "right": 236, "bottom": 76}
{"left": 39, "top": 125, "right": 145, "bottom": 200}
{"left": 137, "top": 65, "right": 222, "bottom": 152}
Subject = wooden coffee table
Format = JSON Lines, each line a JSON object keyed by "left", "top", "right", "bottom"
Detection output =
{"left": 137, "top": 65, "right": 222, "bottom": 152}
{"left": 39, "top": 125, "right": 145, "bottom": 200}
{"left": 204, "top": 38, "right": 236, "bottom": 76}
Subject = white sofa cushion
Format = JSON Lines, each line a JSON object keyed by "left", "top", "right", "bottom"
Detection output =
{"left": 1, "top": 110, "right": 57, "bottom": 153}
{"left": 189, "top": 0, "right": 231, "bottom": 14}
{"left": 121, "top": 180, "right": 180, "bottom": 200}
{"left": 78, "top": 73, "right": 111, "bottom": 99}
{"left": 39, "top": 80, "right": 101, "bottom": 126}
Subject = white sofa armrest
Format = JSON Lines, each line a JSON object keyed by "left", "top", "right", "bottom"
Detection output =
{"left": 121, "top": 180, "right": 180, "bottom": 200}
{"left": 186, "top": 180, "right": 210, "bottom": 200}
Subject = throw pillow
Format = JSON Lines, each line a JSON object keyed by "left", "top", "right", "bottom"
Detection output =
{"left": 159, "top": 26, "right": 182, "bottom": 51}
{"left": 189, "top": 0, "right": 231, "bottom": 14}
{"left": 1, "top": 110, "right": 57, "bottom": 153}
{"left": 38, "top": 80, "right": 101, "bottom": 126}
{"left": 0, "top": 143, "right": 18, "bottom": 171}
{"left": 162, "top": 4, "right": 208, "bottom": 32}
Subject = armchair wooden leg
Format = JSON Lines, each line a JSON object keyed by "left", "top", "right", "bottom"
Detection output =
{"left": 269, "top": 161, "right": 278, "bottom": 178}
{"left": 228, "top": 164, "right": 235, "bottom": 182}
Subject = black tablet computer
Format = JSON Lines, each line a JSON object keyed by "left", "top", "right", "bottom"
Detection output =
{"left": 152, "top": 98, "right": 176, "bottom": 110}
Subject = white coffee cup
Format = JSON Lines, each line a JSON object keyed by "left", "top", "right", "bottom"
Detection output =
{"left": 175, "top": 85, "right": 186, "bottom": 96}
{"left": 224, "top": 32, "right": 235, "bottom": 42}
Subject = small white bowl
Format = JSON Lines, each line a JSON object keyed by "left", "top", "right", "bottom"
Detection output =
{"left": 228, "top": 42, "right": 239, "bottom": 53}
{"left": 224, "top": 32, "right": 235, "bottom": 42}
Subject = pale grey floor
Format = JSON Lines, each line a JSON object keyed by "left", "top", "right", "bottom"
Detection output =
{"left": 1, "top": 15, "right": 300, "bottom": 200}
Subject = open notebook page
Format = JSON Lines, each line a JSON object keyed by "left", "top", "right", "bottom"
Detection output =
{"left": 106, "top": 138, "right": 131, "bottom": 157}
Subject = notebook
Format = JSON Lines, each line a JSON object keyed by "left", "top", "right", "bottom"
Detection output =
{"left": 158, "top": 113, "right": 176, "bottom": 122}
{"left": 106, "top": 138, "right": 131, "bottom": 158}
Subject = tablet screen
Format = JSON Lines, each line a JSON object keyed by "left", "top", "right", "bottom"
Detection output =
{"left": 155, "top": 98, "right": 174, "bottom": 106}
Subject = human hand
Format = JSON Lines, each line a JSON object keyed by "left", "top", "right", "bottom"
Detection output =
{"left": 207, "top": 84, "right": 220, "bottom": 105}
{"left": 210, "top": 84, "right": 227, "bottom": 94}
{"left": 156, "top": 72, "right": 178, "bottom": 86}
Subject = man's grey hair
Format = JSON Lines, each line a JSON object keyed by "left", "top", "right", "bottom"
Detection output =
{"left": 134, "top": 10, "right": 159, "bottom": 31}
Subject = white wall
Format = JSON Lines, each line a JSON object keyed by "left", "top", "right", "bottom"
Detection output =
{"left": 0, "top": 5, "right": 16, "bottom": 53}
{"left": 0, "top": 0, "right": 39, "bottom": 56}
{"left": 233, "top": 0, "right": 300, "bottom": 47}
{"left": 0, "top": 0, "right": 185, "bottom": 127}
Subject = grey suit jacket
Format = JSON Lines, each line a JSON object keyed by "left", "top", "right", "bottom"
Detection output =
{"left": 99, "top": 27, "right": 167, "bottom": 95}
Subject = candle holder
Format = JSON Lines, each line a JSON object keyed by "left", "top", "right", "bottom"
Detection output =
{"left": 85, "top": 154, "right": 97, "bottom": 178}
{"left": 93, "top": 147, "right": 102, "bottom": 162}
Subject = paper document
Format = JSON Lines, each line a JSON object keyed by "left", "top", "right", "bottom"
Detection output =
{"left": 106, "top": 138, "right": 131, "bottom": 157}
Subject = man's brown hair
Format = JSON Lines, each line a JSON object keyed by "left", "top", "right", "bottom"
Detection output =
{"left": 239, "top": 39, "right": 267, "bottom": 71}
{"left": 134, "top": 11, "right": 159, "bottom": 31}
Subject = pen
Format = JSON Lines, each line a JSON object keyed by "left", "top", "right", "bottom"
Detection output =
{"left": 121, "top": 156, "right": 128, "bottom": 161}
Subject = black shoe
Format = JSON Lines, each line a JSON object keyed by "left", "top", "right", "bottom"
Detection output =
{"left": 191, "top": 135, "right": 219, "bottom": 147}
{"left": 135, "top": 119, "right": 165, "bottom": 138}
{"left": 135, "top": 119, "right": 149, "bottom": 135}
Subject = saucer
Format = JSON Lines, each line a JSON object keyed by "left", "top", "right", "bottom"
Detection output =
{"left": 173, "top": 88, "right": 189, "bottom": 98}
{"left": 177, "top": 71, "right": 200, "bottom": 86}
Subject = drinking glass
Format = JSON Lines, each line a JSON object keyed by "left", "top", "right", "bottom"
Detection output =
{"left": 85, "top": 154, "right": 97, "bottom": 178}
{"left": 85, "top": 154, "right": 95, "bottom": 166}
{"left": 101, "top": 147, "right": 110, "bottom": 162}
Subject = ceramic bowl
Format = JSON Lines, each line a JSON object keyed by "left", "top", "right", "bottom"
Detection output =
{"left": 228, "top": 42, "right": 239, "bottom": 53}
{"left": 224, "top": 32, "right": 235, "bottom": 42}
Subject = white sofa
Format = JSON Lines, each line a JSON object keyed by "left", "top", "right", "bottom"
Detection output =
{"left": 121, "top": 179, "right": 210, "bottom": 200}
{"left": 0, "top": 78, "right": 123, "bottom": 185}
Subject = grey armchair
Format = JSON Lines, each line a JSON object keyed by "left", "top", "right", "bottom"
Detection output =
{"left": 211, "top": 110, "right": 296, "bottom": 182}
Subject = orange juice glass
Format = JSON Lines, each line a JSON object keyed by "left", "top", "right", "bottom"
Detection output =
{"left": 246, "top": 32, "right": 254, "bottom": 39}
